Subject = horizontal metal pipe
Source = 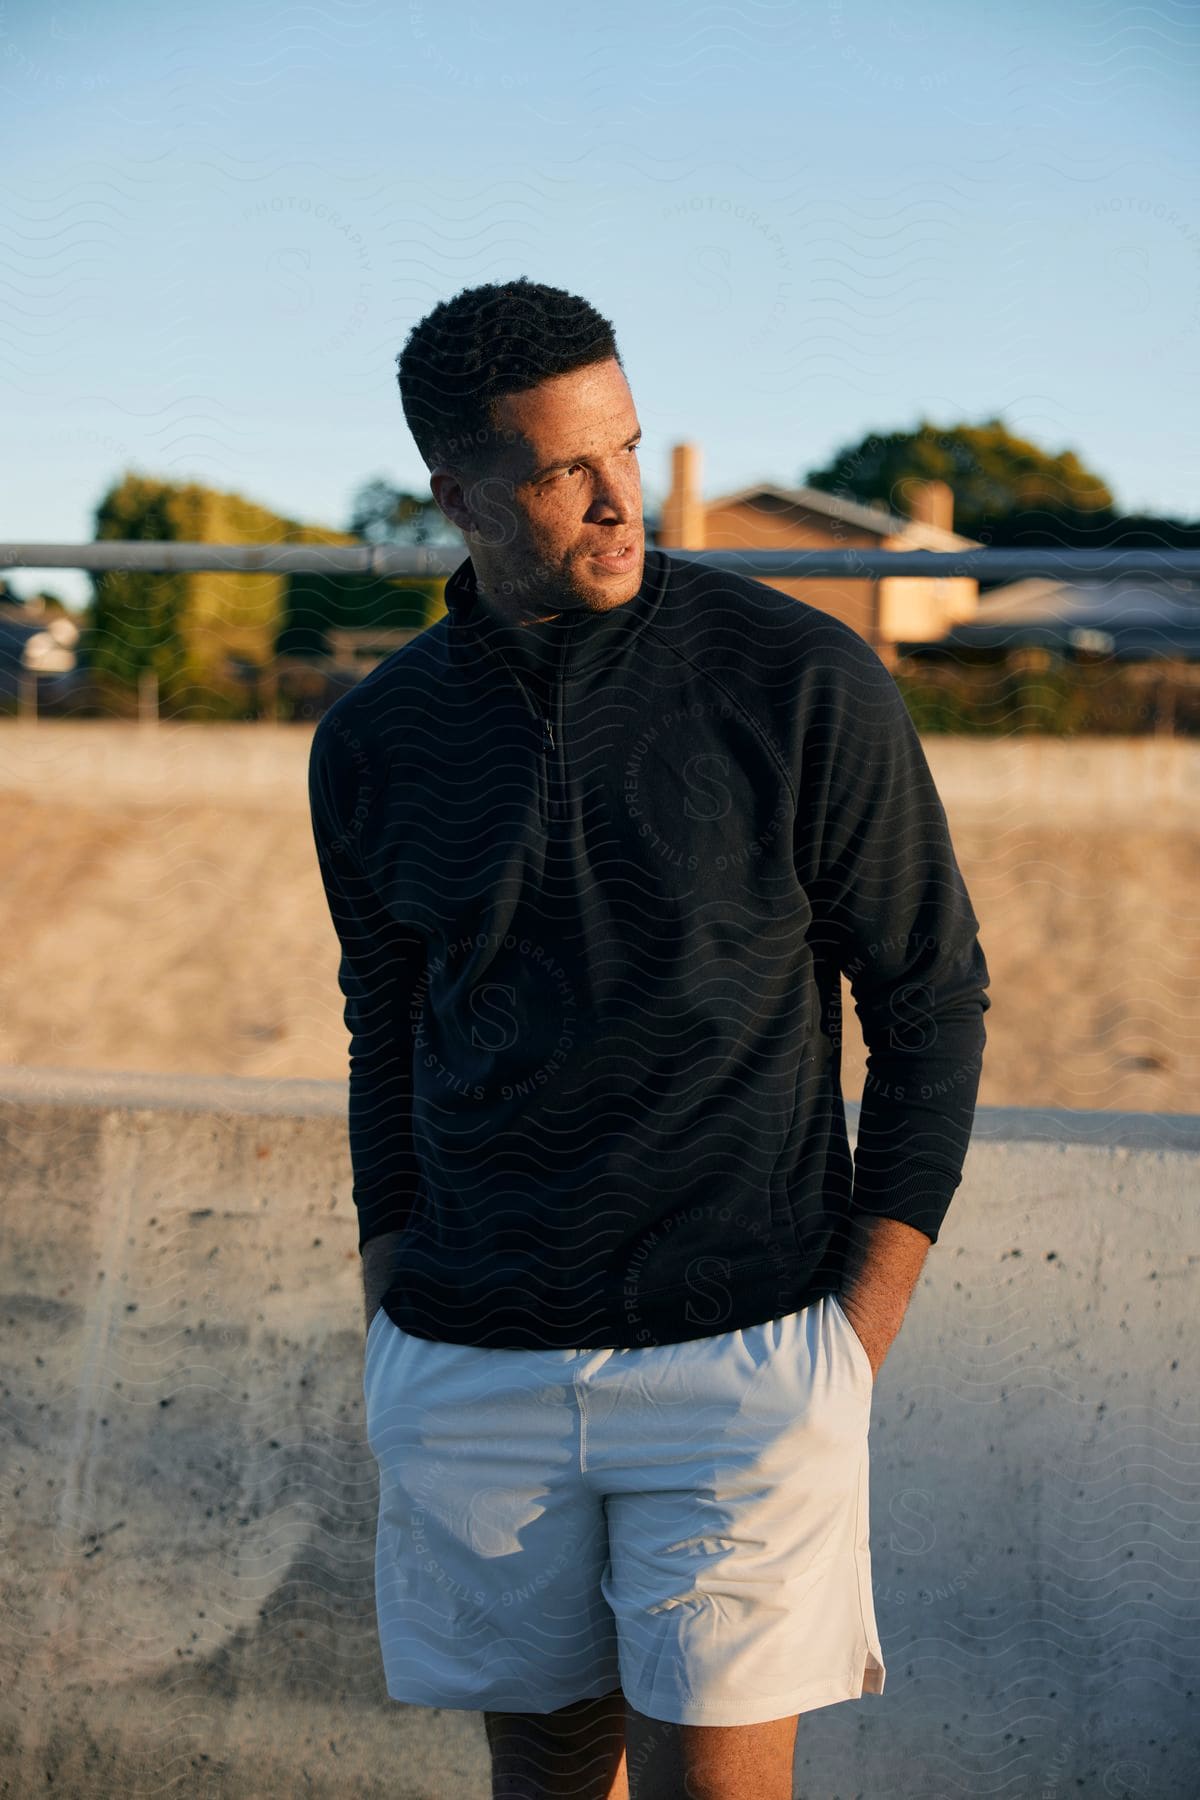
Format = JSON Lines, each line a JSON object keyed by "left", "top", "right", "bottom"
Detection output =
{"left": 3, "top": 544, "right": 1200, "bottom": 579}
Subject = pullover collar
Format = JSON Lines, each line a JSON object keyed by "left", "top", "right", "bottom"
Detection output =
{"left": 443, "top": 549, "right": 664, "bottom": 682}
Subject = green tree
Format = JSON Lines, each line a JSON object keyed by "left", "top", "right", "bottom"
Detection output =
{"left": 804, "top": 417, "right": 1115, "bottom": 542}
{"left": 80, "top": 475, "right": 191, "bottom": 704}
{"left": 79, "top": 473, "right": 356, "bottom": 718}
{"left": 347, "top": 475, "right": 461, "bottom": 547}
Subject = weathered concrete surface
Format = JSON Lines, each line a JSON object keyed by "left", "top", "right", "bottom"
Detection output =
{"left": 3, "top": 723, "right": 1199, "bottom": 1115}
{"left": 1, "top": 1068, "right": 1197, "bottom": 1797}
{"left": 2, "top": 719, "right": 1197, "bottom": 826}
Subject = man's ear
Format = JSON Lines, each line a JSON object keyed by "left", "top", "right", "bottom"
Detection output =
{"left": 429, "top": 469, "right": 472, "bottom": 534}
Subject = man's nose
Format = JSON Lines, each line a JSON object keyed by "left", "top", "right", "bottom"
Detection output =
{"left": 588, "top": 465, "right": 642, "bottom": 521}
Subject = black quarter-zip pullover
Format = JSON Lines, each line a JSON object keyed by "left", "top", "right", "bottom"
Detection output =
{"left": 308, "top": 547, "right": 991, "bottom": 1349}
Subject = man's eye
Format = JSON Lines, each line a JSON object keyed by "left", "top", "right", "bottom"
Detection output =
{"left": 553, "top": 443, "right": 639, "bottom": 481}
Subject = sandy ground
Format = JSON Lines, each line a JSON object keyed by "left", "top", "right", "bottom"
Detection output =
{"left": 0, "top": 723, "right": 1196, "bottom": 1114}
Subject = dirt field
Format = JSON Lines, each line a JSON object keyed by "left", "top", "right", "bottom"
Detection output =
{"left": 1, "top": 723, "right": 1196, "bottom": 1114}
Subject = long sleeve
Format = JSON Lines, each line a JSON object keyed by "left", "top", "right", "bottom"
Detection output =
{"left": 307, "top": 715, "right": 427, "bottom": 1253}
{"left": 799, "top": 636, "right": 991, "bottom": 1245}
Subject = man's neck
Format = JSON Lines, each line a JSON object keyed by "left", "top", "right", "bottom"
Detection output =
{"left": 476, "top": 579, "right": 562, "bottom": 631}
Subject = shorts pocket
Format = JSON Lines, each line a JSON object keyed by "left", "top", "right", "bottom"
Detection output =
{"left": 830, "top": 1294, "right": 874, "bottom": 1391}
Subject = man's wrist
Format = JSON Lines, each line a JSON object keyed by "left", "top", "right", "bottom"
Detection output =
{"left": 839, "top": 1213, "right": 932, "bottom": 1377}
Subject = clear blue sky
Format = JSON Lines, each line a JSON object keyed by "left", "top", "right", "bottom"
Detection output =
{"left": 2, "top": 0, "right": 1197, "bottom": 609}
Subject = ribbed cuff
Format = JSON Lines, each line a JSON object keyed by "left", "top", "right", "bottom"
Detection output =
{"left": 848, "top": 1162, "right": 963, "bottom": 1246}
{"left": 357, "top": 1212, "right": 410, "bottom": 1255}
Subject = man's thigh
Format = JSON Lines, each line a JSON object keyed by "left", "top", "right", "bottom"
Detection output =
{"left": 482, "top": 1691, "right": 800, "bottom": 1800}
{"left": 623, "top": 1699, "right": 799, "bottom": 1800}
{"left": 484, "top": 1687, "right": 629, "bottom": 1800}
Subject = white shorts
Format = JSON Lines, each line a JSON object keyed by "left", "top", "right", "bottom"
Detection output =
{"left": 362, "top": 1292, "right": 886, "bottom": 1728}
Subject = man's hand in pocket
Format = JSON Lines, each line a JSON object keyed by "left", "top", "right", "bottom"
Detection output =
{"left": 839, "top": 1214, "right": 933, "bottom": 1380}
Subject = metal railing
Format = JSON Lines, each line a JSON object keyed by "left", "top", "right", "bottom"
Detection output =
{"left": 4, "top": 542, "right": 1197, "bottom": 725}
{"left": 4, "top": 543, "right": 1200, "bottom": 578}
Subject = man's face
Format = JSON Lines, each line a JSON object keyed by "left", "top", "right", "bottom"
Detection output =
{"left": 430, "top": 357, "right": 645, "bottom": 623}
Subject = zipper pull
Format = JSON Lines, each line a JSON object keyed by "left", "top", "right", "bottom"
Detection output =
{"left": 542, "top": 718, "right": 555, "bottom": 752}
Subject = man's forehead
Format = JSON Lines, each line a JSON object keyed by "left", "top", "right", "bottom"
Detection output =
{"left": 510, "top": 412, "right": 641, "bottom": 477}
{"left": 498, "top": 367, "right": 633, "bottom": 442}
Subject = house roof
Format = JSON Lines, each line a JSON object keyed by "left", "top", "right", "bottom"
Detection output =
{"left": 900, "top": 576, "right": 1200, "bottom": 661}
{"left": 702, "top": 480, "right": 979, "bottom": 548}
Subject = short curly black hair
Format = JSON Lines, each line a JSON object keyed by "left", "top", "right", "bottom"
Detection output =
{"left": 395, "top": 277, "right": 623, "bottom": 477}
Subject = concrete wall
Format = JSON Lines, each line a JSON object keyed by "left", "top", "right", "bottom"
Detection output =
{"left": 4, "top": 719, "right": 1197, "bottom": 830}
{"left": 2, "top": 1067, "right": 1197, "bottom": 1797}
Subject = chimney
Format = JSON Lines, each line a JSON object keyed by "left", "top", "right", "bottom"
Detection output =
{"left": 905, "top": 478, "right": 954, "bottom": 534}
{"left": 659, "top": 442, "right": 705, "bottom": 549}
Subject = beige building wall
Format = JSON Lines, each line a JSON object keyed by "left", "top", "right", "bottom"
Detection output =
{"left": 703, "top": 496, "right": 881, "bottom": 647}
{"left": 877, "top": 568, "right": 979, "bottom": 644}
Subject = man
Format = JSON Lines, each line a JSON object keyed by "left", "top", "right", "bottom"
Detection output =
{"left": 308, "top": 278, "right": 991, "bottom": 1800}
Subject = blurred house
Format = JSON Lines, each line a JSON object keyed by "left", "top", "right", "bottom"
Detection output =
{"left": 892, "top": 573, "right": 1200, "bottom": 734}
{"left": 654, "top": 443, "right": 982, "bottom": 666}
{"left": 0, "top": 589, "right": 82, "bottom": 711}
{"left": 897, "top": 575, "right": 1200, "bottom": 663}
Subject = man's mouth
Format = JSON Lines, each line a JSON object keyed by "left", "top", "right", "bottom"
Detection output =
{"left": 589, "top": 542, "right": 638, "bottom": 570}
